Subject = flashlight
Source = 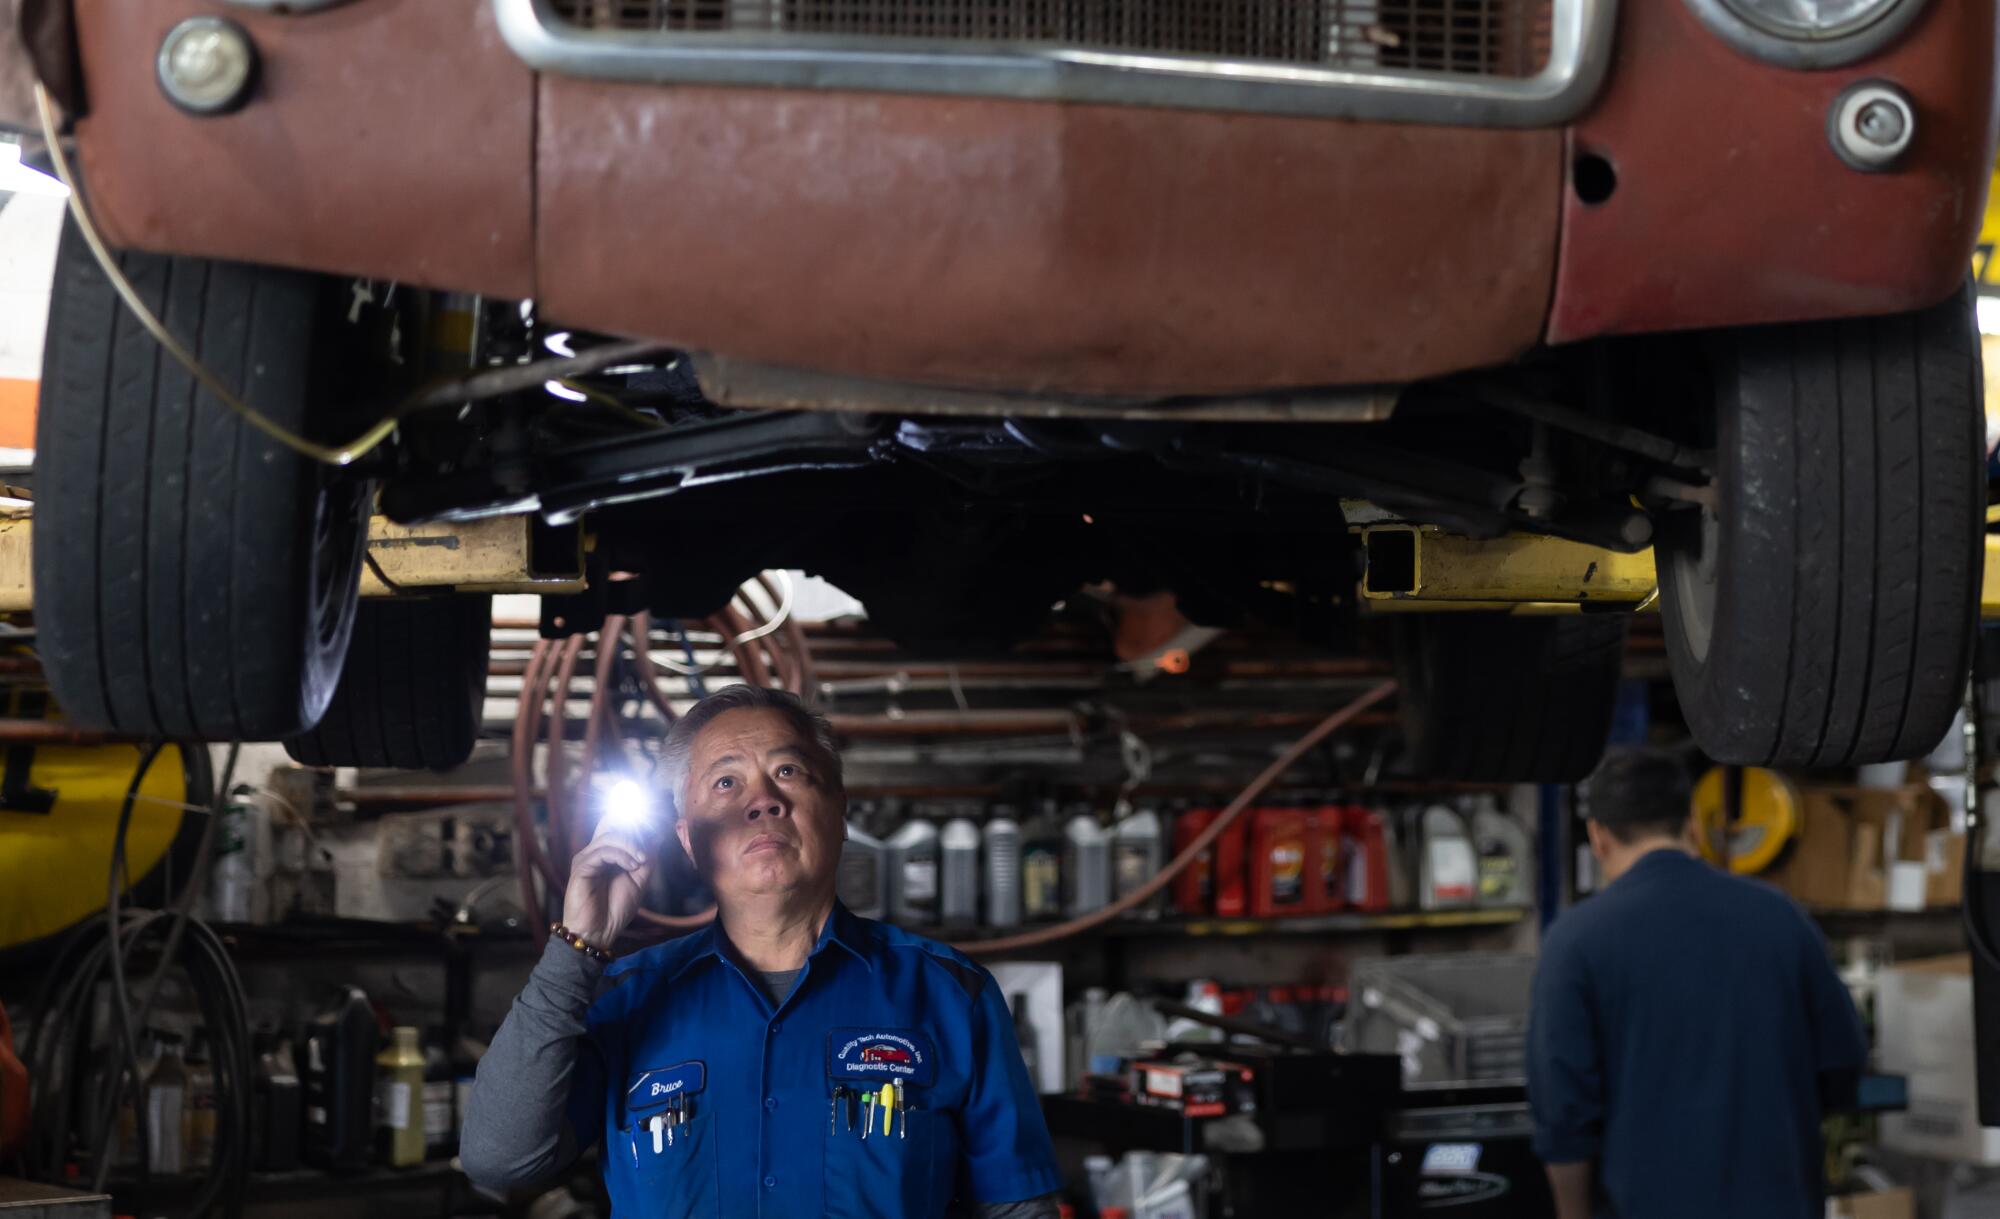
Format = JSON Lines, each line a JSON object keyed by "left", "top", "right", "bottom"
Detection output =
{"left": 598, "top": 777, "right": 657, "bottom": 837}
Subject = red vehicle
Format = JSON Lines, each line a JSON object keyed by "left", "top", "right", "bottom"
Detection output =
{"left": 6, "top": 0, "right": 1993, "bottom": 778}
{"left": 860, "top": 1046, "right": 913, "bottom": 1066}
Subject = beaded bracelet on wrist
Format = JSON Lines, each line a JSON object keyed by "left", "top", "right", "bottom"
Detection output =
{"left": 551, "top": 922, "right": 614, "bottom": 962}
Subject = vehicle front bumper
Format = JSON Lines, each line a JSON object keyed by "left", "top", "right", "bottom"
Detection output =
{"left": 63, "top": 0, "right": 1998, "bottom": 396}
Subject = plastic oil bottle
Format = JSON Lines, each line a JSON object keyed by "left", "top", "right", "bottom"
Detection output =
{"left": 939, "top": 814, "right": 982, "bottom": 929}
{"left": 1063, "top": 810, "right": 1112, "bottom": 918}
{"left": 1020, "top": 799, "right": 1065, "bottom": 922}
{"left": 184, "top": 1031, "right": 216, "bottom": 1174}
{"left": 1061, "top": 810, "right": 1108, "bottom": 917}
{"left": 110, "top": 1032, "right": 156, "bottom": 1173}
{"left": 1170, "top": 805, "right": 1220, "bottom": 915}
{"left": 422, "top": 1027, "right": 455, "bottom": 1160}
{"left": 302, "top": 986, "right": 377, "bottom": 1172}
{"left": 144, "top": 1031, "right": 189, "bottom": 1175}
{"left": 886, "top": 818, "right": 941, "bottom": 926}
{"left": 1472, "top": 796, "right": 1533, "bottom": 908}
{"left": 376, "top": 1026, "right": 427, "bottom": 1167}
{"left": 838, "top": 820, "right": 888, "bottom": 919}
{"left": 1249, "top": 805, "right": 1312, "bottom": 918}
{"left": 983, "top": 808, "right": 1023, "bottom": 930}
{"left": 1112, "top": 806, "right": 1164, "bottom": 918}
{"left": 252, "top": 1029, "right": 303, "bottom": 1172}
{"left": 1417, "top": 804, "right": 1478, "bottom": 910}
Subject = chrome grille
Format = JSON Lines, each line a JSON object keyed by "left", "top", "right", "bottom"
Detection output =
{"left": 549, "top": 0, "right": 1553, "bottom": 77}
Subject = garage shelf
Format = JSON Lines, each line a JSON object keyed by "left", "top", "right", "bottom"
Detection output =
{"left": 207, "top": 917, "right": 531, "bottom": 958}
{"left": 934, "top": 907, "right": 1525, "bottom": 944}
{"left": 1807, "top": 906, "right": 1964, "bottom": 926}
{"left": 107, "top": 1158, "right": 465, "bottom": 1209}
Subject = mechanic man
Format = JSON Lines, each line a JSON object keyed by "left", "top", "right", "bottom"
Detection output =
{"left": 462, "top": 684, "right": 1062, "bottom": 1217}
{"left": 1526, "top": 749, "right": 1866, "bottom": 1219}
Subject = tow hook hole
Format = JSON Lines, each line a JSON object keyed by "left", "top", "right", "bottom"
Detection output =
{"left": 1573, "top": 152, "right": 1617, "bottom": 205}
{"left": 1365, "top": 531, "right": 1418, "bottom": 596}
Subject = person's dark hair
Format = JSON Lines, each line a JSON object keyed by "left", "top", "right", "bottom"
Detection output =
{"left": 1580, "top": 748, "right": 1692, "bottom": 844}
{"left": 659, "top": 684, "right": 843, "bottom": 811}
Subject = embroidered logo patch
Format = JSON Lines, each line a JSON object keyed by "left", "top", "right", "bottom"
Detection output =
{"left": 626, "top": 1061, "right": 706, "bottom": 1115}
{"left": 827, "top": 1028, "right": 937, "bottom": 1086}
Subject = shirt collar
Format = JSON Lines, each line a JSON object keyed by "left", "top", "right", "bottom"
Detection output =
{"left": 650, "top": 899, "right": 877, "bottom": 985}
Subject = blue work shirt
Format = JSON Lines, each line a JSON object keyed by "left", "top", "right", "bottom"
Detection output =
{"left": 1526, "top": 850, "right": 1866, "bottom": 1219}
{"left": 570, "top": 901, "right": 1060, "bottom": 1218}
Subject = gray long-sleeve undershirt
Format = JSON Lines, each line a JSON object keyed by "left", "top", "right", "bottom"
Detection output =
{"left": 459, "top": 940, "right": 1058, "bottom": 1219}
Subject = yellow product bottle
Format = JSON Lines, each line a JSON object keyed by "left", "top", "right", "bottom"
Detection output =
{"left": 376, "top": 1026, "right": 427, "bottom": 1167}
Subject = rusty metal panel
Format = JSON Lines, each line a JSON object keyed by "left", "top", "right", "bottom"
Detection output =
{"left": 71, "top": 0, "right": 535, "bottom": 298}
{"left": 693, "top": 354, "right": 1400, "bottom": 420}
{"left": 537, "top": 81, "right": 1561, "bottom": 395}
{"left": 1546, "top": 0, "right": 1998, "bottom": 343}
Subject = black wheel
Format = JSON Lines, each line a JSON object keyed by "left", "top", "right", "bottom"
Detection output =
{"left": 284, "top": 596, "right": 493, "bottom": 770}
{"left": 34, "top": 218, "right": 370, "bottom": 740}
{"left": 1658, "top": 285, "right": 1983, "bottom": 768}
{"left": 1395, "top": 613, "right": 1627, "bottom": 781}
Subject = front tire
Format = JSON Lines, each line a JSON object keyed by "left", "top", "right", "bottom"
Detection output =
{"left": 34, "top": 219, "right": 368, "bottom": 740}
{"left": 1658, "top": 285, "right": 1983, "bottom": 767}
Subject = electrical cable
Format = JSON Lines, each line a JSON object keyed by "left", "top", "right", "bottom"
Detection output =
{"left": 86, "top": 744, "right": 238, "bottom": 1184}
{"left": 98, "top": 743, "right": 165, "bottom": 1192}
{"left": 25, "top": 744, "right": 253, "bottom": 1219}
{"left": 753, "top": 573, "right": 807, "bottom": 697}
{"left": 651, "top": 573, "right": 797, "bottom": 675}
{"left": 717, "top": 607, "right": 773, "bottom": 689}
{"left": 953, "top": 680, "right": 1396, "bottom": 955}
{"left": 554, "top": 377, "right": 667, "bottom": 430}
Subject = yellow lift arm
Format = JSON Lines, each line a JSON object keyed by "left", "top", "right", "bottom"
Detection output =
{"left": 0, "top": 511, "right": 584, "bottom": 612}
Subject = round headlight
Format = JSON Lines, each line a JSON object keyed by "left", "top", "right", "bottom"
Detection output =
{"left": 1685, "top": 0, "right": 1929, "bottom": 67}
{"left": 1724, "top": 0, "right": 1902, "bottom": 39}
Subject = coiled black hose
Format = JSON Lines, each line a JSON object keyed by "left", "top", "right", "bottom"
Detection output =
{"left": 21, "top": 743, "right": 250, "bottom": 1219}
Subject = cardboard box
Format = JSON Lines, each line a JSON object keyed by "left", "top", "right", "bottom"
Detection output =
{"left": 1927, "top": 830, "right": 1967, "bottom": 907}
{"left": 1848, "top": 822, "right": 1887, "bottom": 910}
{"left": 1772, "top": 791, "right": 1854, "bottom": 909}
{"left": 1768, "top": 784, "right": 1950, "bottom": 910}
{"left": 1827, "top": 1187, "right": 1914, "bottom": 1219}
{"left": 1876, "top": 955, "right": 2000, "bottom": 1165}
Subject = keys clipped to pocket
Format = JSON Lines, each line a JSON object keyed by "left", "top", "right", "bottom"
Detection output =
{"left": 638, "top": 1094, "right": 696, "bottom": 1157}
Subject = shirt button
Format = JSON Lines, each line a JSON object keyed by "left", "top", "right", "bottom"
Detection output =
{"left": 769, "top": 1021, "right": 781, "bottom": 1033}
{"left": 764, "top": 1096, "right": 778, "bottom": 1111}
{"left": 764, "top": 1175, "right": 777, "bottom": 1189}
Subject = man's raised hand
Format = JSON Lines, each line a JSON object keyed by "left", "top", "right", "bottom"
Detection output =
{"left": 562, "top": 823, "right": 656, "bottom": 950}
